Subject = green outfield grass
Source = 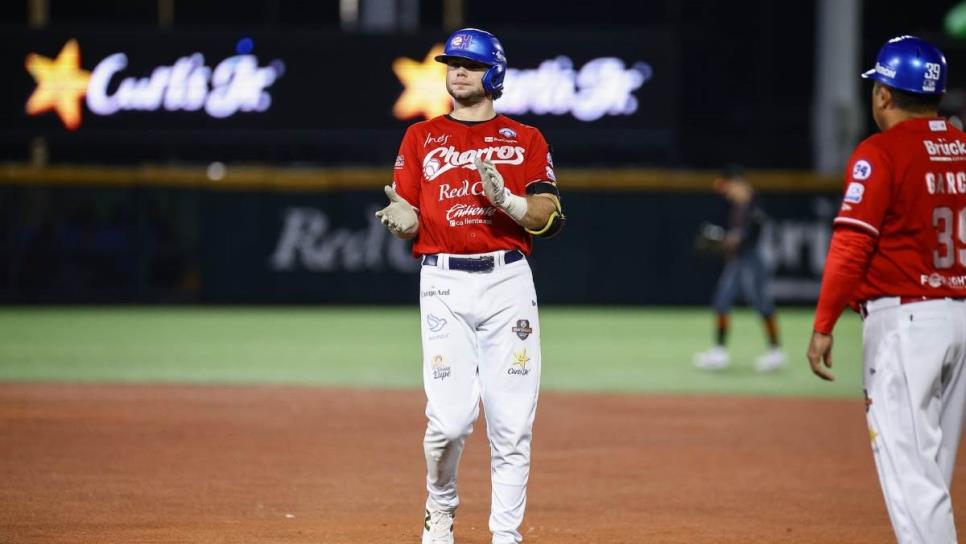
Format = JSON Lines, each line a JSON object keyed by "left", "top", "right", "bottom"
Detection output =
{"left": 0, "top": 306, "right": 863, "bottom": 398}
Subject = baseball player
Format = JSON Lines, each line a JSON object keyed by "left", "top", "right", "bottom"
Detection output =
{"left": 693, "top": 165, "right": 786, "bottom": 371}
{"left": 807, "top": 36, "right": 966, "bottom": 543}
{"left": 375, "top": 28, "right": 564, "bottom": 544}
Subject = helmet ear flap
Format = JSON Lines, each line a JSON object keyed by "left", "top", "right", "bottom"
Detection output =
{"left": 483, "top": 64, "right": 505, "bottom": 99}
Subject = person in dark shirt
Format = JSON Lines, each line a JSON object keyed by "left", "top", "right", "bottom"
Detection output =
{"left": 694, "top": 164, "right": 785, "bottom": 371}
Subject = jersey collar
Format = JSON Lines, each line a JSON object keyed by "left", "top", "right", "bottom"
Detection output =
{"left": 443, "top": 113, "right": 504, "bottom": 127}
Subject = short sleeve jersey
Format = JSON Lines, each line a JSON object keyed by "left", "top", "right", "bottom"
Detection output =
{"left": 834, "top": 118, "right": 966, "bottom": 300}
{"left": 392, "top": 114, "right": 556, "bottom": 256}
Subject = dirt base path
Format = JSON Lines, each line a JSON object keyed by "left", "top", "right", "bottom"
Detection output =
{"left": 1, "top": 384, "right": 962, "bottom": 543}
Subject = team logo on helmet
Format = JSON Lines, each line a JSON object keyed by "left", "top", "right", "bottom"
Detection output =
{"left": 499, "top": 128, "right": 516, "bottom": 139}
{"left": 450, "top": 34, "right": 472, "bottom": 49}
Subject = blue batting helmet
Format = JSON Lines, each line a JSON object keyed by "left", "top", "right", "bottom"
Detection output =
{"left": 435, "top": 28, "right": 507, "bottom": 99}
{"left": 861, "top": 35, "right": 947, "bottom": 95}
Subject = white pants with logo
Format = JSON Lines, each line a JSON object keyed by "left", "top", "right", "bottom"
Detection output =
{"left": 419, "top": 252, "right": 541, "bottom": 544}
{"left": 863, "top": 297, "right": 966, "bottom": 544}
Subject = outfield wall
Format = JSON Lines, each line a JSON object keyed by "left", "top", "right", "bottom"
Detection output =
{"left": 0, "top": 165, "right": 840, "bottom": 305}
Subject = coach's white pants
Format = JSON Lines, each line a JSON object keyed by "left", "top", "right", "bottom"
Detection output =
{"left": 419, "top": 252, "right": 541, "bottom": 544}
{"left": 863, "top": 297, "right": 966, "bottom": 544}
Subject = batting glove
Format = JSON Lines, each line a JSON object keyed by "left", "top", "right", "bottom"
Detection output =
{"left": 474, "top": 157, "right": 527, "bottom": 222}
{"left": 375, "top": 185, "right": 418, "bottom": 236}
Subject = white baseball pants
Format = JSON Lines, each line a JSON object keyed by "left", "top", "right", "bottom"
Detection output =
{"left": 863, "top": 297, "right": 966, "bottom": 544}
{"left": 419, "top": 251, "right": 541, "bottom": 544}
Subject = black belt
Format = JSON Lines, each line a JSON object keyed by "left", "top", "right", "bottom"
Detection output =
{"left": 422, "top": 250, "right": 525, "bottom": 273}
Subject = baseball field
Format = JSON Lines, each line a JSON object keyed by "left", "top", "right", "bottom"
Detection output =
{"left": 1, "top": 306, "right": 963, "bottom": 543}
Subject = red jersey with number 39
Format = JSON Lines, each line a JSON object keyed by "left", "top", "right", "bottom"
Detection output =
{"left": 391, "top": 114, "right": 556, "bottom": 256}
{"left": 835, "top": 118, "right": 966, "bottom": 300}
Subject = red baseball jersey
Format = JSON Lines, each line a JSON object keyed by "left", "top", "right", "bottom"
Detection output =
{"left": 392, "top": 114, "right": 556, "bottom": 256}
{"left": 835, "top": 117, "right": 966, "bottom": 300}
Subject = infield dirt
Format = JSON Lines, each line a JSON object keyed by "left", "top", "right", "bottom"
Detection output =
{"left": 1, "top": 384, "right": 961, "bottom": 543}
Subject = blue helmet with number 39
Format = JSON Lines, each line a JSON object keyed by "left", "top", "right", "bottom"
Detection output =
{"left": 861, "top": 35, "right": 947, "bottom": 95}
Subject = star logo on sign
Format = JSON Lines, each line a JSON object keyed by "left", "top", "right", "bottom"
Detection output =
{"left": 25, "top": 39, "right": 92, "bottom": 131}
{"left": 392, "top": 44, "right": 450, "bottom": 121}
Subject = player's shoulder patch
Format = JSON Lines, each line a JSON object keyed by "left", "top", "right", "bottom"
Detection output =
{"left": 844, "top": 182, "right": 865, "bottom": 203}
{"left": 851, "top": 159, "right": 872, "bottom": 181}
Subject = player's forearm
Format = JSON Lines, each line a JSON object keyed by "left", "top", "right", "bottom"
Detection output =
{"left": 813, "top": 227, "right": 876, "bottom": 334}
{"left": 517, "top": 194, "right": 559, "bottom": 230}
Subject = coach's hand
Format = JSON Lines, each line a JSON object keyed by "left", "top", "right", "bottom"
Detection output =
{"left": 375, "top": 185, "right": 418, "bottom": 237}
{"left": 806, "top": 331, "right": 835, "bottom": 381}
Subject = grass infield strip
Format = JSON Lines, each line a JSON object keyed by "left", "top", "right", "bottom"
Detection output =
{"left": 0, "top": 306, "right": 863, "bottom": 398}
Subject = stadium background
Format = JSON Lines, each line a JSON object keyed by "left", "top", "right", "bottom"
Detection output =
{"left": 2, "top": 1, "right": 966, "bottom": 543}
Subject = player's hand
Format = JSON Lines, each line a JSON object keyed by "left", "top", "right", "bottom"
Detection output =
{"left": 474, "top": 157, "right": 508, "bottom": 208}
{"left": 806, "top": 331, "right": 835, "bottom": 381}
{"left": 375, "top": 185, "right": 418, "bottom": 236}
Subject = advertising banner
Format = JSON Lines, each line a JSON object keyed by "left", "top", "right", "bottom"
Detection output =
{"left": 0, "top": 182, "right": 838, "bottom": 305}
{"left": 0, "top": 27, "right": 679, "bottom": 164}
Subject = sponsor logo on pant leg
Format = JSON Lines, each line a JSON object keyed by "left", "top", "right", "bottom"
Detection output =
{"left": 427, "top": 313, "right": 447, "bottom": 332}
{"left": 431, "top": 354, "right": 451, "bottom": 380}
{"left": 421, "top": 287, "right": 451, "bottom": 297}
{"left": 512, "top": 319, "right": 532, "bottom": 340}
{"left": 508, "top": 349, "right": 531, "bottom": 376}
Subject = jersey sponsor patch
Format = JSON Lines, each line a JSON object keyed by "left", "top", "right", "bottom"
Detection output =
{"left": 852, "top": 160, "right": 872, "bottom": 181}
{"left": 394, "top": 154, "right": 405, "bottom": 169}
{"left": 844, "top": 182, "right": 865, "bottom": 203}
{"left": 923, "top": 139, "right": 966, "bottom": 161}
{"left": 499, "top": 127, "right": 517, "bottom": 139}
{"left": 445, "top": 203, "right": 497, "bottom": 226}
{"left": 424, "top": 132, "right": 451, "bottom": 147}
{"left": 546, "top": 166, "right": 556, "bottom": 181}
{"left": 920, "top": 272, "right": 966, "bottom": 289}
{"left": 929, "top": 120, "right": 948, "bottom": 132}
